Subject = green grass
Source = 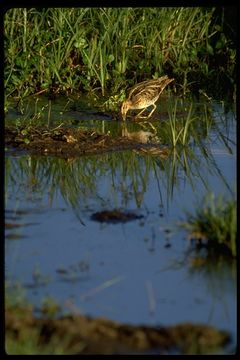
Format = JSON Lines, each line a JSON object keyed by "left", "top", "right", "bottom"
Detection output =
{"left": 166, "top": 99, "right": 196, "bottom": 147}
{"left": 179, "top": 193, "right": 236, "bottom": 257}
{"left": 4, "top": 7, "right": 236, "bottom": 112}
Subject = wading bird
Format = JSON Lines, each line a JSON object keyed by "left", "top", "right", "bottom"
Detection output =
{"left": 121, "top": 75, "right": 174, "bottom": 121}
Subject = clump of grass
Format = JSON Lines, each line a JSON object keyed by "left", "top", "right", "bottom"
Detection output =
{"left": 179, "top": 193, "right": 236, "bottom": 257}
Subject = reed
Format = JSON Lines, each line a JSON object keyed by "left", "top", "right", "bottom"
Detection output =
{"left": 164, "top": 99, "right": 196, "bottom": 147}
{"left": 4, "top": 7, "right": 236, "bottom": 110}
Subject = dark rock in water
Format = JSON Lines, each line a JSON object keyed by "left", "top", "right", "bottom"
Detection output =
{"left": 91, "top": 210, "right": 144, "bottom": 223}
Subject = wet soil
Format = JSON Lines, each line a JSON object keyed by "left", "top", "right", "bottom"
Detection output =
{"left": 6, "top": 304, "right": 230, "bottom": 355}
{"left": 5, "top": 125, "right": 169, "bottom": 158}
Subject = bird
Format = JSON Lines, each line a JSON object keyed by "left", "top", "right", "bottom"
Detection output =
{"left": 121, "top": 75, "right": 174, "bottom": 121}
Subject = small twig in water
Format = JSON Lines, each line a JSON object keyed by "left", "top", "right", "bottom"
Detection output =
{"left": 145, "top": 280, "right": 156, "bottom": 316}
{"left": 80, "top": 275, "right": 124, "bottom": 301}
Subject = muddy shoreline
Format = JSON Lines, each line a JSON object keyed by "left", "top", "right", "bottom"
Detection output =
{"left": 5, "top": 125, "right": 169, "bottom": 158}
{"left": 6, "top": 304, "right": 230, "bottom": 355}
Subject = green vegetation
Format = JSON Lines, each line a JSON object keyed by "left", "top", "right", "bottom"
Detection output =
{"left": 4, "top": 7, "right": 236, "bottom": 112}
{"left": 179, "top": 193, "right": 236, "bottom": 257}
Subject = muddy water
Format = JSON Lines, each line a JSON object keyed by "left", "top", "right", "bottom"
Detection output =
{"left": 5, "top": 97, "right": 236, "bottom": 351}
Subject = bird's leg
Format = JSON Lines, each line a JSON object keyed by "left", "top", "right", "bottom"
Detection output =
{"left": 135, "top": 104, "right": 157, "bottom": 120}
{"left": 146, "top": 104, "right": 157, "bottom": 119}
{"left": 139, "top": 121, "right": 157, "bottom": 134}
{"left": 135, "top": 107, "right": 148, "bottom": 119}
{"left": 147, "top": 121, "right": 157, "bottom": 134}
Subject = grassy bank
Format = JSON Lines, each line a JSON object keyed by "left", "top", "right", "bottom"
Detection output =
{"left": 4, "top": 7, "right": 236, "bottom": 110}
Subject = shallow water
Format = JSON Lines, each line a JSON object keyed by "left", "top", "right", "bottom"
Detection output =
{"left": 5, "top": 97, "right": 236, "bottom": 351}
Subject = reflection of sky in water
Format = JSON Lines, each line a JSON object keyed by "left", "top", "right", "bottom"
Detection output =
{"left": 5, "top": 102, "right": 236, "bottom": 348}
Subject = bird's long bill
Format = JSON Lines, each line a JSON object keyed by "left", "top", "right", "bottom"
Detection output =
{"left": 121, "top": 102, "right": 127, "bottom": 121}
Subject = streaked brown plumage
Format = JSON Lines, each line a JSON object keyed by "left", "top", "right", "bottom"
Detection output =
{"left": 121, "top": 75, "right": 174, "bottom": 121}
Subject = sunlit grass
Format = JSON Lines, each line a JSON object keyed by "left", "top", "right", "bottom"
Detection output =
{"left": 4, "top": 7, "right": 236, "bottom": 112}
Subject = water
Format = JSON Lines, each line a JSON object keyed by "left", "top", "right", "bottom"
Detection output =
{"left": 5, "top": 98, "right": 236, "bottom": 350}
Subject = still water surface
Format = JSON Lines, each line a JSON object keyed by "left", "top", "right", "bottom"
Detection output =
{"left": 5, "top": 99, "right": 236, "bottom": 349}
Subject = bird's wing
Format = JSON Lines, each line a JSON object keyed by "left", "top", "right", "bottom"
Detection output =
{"left": 128, "top": 76, "right": 169, "bottom": 98}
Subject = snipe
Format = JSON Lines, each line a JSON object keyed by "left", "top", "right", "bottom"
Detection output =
{"left": 121, "top": 75, "right": 174, "bottom": 121}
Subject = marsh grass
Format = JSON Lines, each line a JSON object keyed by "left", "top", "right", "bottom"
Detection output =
{"left": 4, "top": 7, "right": 236, "bottom": 111}
{"left": 166, "top": 99, "right": 197, "bottom": 147}
{"left": 179, "top": 193, "right": 236, "bottom": 257}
